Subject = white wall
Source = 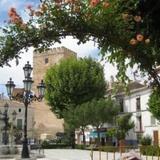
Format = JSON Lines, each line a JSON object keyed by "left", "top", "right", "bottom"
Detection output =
{"left": 123, "top": 87, "right": 158, "bottom": 141}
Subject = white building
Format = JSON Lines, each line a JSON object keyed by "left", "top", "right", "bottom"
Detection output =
{"left": 0, "top": 99, "right": 35, "bottom": 144}
{"left": 115, "top": 81, "right": 159, "bottom": 145}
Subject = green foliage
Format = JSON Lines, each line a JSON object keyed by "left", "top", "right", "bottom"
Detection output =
{"left": 148, "top": 89, "right": 160, "bottom": 120}
{"left": 106, "top": 128, "right": 117, "bottom": 137}
{"left": 140, "top": 135, "right": 152, "bottom": 146}
{"left": 140, "top": 146, "right": 160, "bottom": 156}
{"left": 1, "top": 0, "right": 160, "bottom": 87}
{"left": 98, "top": 146, "right": 119, "bottom": 152}
{"left": 41, "top": 140, "right": 70, "bottom": 149}
{"left": 106, "top": 114, "right": 135, "bottom": 141}
{"left": 63, "top": 98, "right": 119, "bottom": 146}
{"left": 45, "top": 57, "right": 106, "bottom": 117}
{"left": 75, "top": 144, "right": 86, "bottom": 149}
{"left": 115, "top": 113, "right": 134, "bottom": 140}
{"left": 88, "top": 98, "right": 119, "bottom": 128}
{"left": 85, "top": 98, "right": 119, "bottom": 145}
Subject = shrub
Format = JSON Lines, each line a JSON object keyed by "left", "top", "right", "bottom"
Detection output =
{"left": 75, "top": 144, "right": 86, "bottom": 149}
{"left": 98, "top": 146, "right": 119, "bottom": 152}
{"left": 41, "top": 140, "right": 70, "bottom": 149}
{"left": 140, "top": 146, "right": 160, "bottom": 156}
{"left": 140, "top": 135, "right": 152, "bottom": 146}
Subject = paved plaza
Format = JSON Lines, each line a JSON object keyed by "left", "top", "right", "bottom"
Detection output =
{"left": 37, "top": 149, "right": 121, "bottom": 160}
{"left": 32, "top": 149, "right": 160, "bottom": 160}
{"left": 1, "top": 149, "right": 159, "bottom": 160}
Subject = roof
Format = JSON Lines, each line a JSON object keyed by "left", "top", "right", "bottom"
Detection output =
{"left": 12, "top": 88, "right": 24, "bottom": 101}
{"left": 107, "top": 81, "right": 147, "bottom": 96}
{"left": 12, "top": 88, "right": 24, "bottom": 97}
{"left": 126, "top": 81, "right": 145, "bottom": 90}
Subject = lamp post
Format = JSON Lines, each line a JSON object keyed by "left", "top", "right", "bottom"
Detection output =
{"left": 0, "top": 103, "right": 9, "bottom": 145}
{"left": 5, "top": 61, "right": 46, "bottom": 158}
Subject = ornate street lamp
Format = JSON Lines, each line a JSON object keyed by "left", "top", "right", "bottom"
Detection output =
{"left": 6, "top": 61, "right": 45, "bottom": 158}
{"left": 37, "top": 80, "right": 46, "bottom": 100}
{"left": 5, "top": 78, "right": 15, "bottom": 99}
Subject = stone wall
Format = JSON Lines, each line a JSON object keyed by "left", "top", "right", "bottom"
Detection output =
{"left": 32, "top": 46, "right": 77, "bottom": 138}
{"left": 32, "top": 46, "right": 76, "bottom": 93}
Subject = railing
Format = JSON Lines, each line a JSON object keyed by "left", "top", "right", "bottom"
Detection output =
{"left": 90, "top": 146, "right": 160, "bottom": 160}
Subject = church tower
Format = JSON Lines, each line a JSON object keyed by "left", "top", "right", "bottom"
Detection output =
{"left": 32, "top": 47, "right": 77, "bottom": 139}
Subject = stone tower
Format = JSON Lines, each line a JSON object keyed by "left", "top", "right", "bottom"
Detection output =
{"left": 33, "top": 46, "right": 76, "bottom": 92}
{"left": 32, "top": 46, "right": 77, "bottom": 139}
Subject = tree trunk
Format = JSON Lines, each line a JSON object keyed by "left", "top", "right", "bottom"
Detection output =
{"left": 119, "top": 139, "right": 125, "bottom": 153}
{"left": 82, "top": 128, "right": 86, "bottom": 145}
{"left": 70, "top": 130, "right": 75, "bottom": 149}
{"left": 96, "top": 127, "right": 101, "bottom": 146}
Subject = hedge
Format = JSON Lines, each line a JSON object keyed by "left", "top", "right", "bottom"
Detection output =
{"left": 140, "top": 145, "right": 160, "bottom": 156}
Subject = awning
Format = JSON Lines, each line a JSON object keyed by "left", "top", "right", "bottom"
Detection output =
{"left": 89, "top": 131, "right": 106, "bottom": 138}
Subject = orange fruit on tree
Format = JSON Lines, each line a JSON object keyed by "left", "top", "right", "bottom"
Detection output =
{"left": 136, "top": 34, "right": 144, "bottom": 42}
{"left": 129, "top": 38, "right": 138, "bottom": 45}
{"left": 145, "top": 38, "right": 150, "bottom": 44}
{"left": 134, "top": 16, "right": 142, "bottom": 22}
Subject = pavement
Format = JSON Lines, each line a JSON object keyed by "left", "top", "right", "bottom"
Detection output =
{"left": 0, "top": 149, "right": 159, "bottom": 160}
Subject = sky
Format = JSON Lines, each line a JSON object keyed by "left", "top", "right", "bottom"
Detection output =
{"left": 0, "top": 0, "right": 135, "bottom": 94}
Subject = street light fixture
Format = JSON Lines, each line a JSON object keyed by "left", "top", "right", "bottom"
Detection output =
{"left": 5, "top": 61, "right": 46, "bottom": 158}
{"left": 37, "top": 80, "right": 46, "bottom": 100}
{"left": 5, "top": 78, "right": 15, "bottom": 99}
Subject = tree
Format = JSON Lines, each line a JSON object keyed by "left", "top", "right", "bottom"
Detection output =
{"left": 63, "top": 103, "right": 90, "bottom": 145}
{"left": 116, "top": 113, "right": 135, "bottom": 141}
{"left": 0, "top": 0, "right": 160, "bottom": 87}
{"left": 74, "top": 103, "right": 91, "bottom": 145}
{"left": 63, "top": 106, "right": 78, "bottom": 148}
{"left": 45, "top": 57, "right": 106, "bottom": 117}
{"left": 107, "top": 113, "right": 134, "bottom": 148}
{"left": 87, "top": 98, "right": 119, "bottom": 146}
{"left": 148, "top": 89, "right": 160, "bottom": 121}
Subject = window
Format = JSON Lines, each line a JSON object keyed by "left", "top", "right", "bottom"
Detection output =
{"left": 18, "top": 108, "right": 21, "bottom": 112}
{"left": 136, "top": 116, "right": 142, "bottom": 132}
{"left": 136, "top": 97, "right": 141, "bottom": 111}
{"left": 17, "top": 119, "right": 23, "bottom": 130}
{"left": 119, "top": 98, "right": 124, "bottom": 112}
{"left": 45, "top": 58, "right": 48, "bottom": 64}
{"left": 151, "top": 116, "right": 156, "bottom": 125}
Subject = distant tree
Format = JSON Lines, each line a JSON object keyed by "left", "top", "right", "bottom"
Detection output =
{"left": 63, "top": 103, "right": 90, "bottom": 145}
{"left": 74, "top": 103, "right": 91, "bottom": 145}
{"left": 45, "top": 57, "right": 106, "bottom": 118}
{"left": 87, "top": 98, "right": 119, "bottom": 146}
{"left": 116, "top": 113, "right": 135, "bottom": 141}
{"left": 148, "top": 89, "right": 160, "bottom": 120}
{"left": 107, "top": 113, "right": 134, "bottom": 148}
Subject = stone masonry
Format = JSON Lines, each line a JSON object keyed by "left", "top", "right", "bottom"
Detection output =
{"left": 32, "top": 46, "right": 77, "bottom": 139}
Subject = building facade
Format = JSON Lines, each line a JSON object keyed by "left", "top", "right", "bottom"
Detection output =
{"left": 75, "top": 81, "right": 159, "bottom": 146}
{"left": 116, "top": 81, "right": 159, "bottom": 145}
{"left": 0, "top": 99, "right": 34, "bottom": 144}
